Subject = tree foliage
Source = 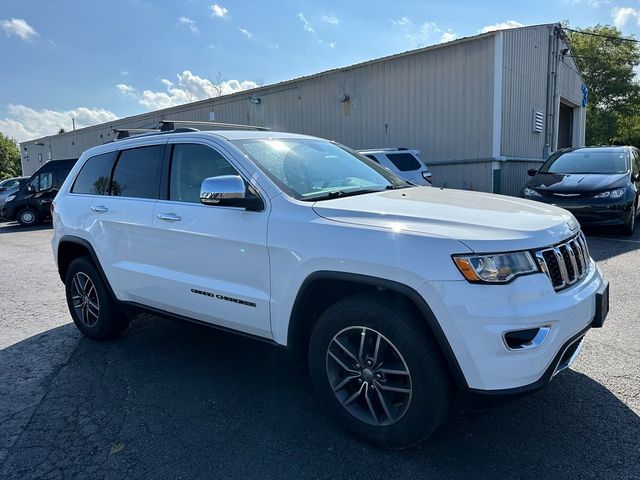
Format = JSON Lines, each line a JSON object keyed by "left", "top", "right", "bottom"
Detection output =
{"left": 566, "top": 24, "right": 640, "bottom": 146}
{"left": 0, "top": 132, "right": 21, "bottom": 180}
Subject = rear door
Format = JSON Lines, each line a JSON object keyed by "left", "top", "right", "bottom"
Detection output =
{"left": 69, "top": 143, "right": 166, "bottom": 304}
{"left": 148, "top": 140, "right": 271, "bottom": 339}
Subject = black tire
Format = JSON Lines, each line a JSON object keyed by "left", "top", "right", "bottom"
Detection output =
{"left": 16, "top": 208, "right": 39, "bottom": 226}
{"left": 622, "top": 199, "right": 637, "bottom": 236}
{"left": 308, "top": 293, "right": 452, "bottom": 448}
{"left": 65, "top": 256, "right": 129, "bottom": 339}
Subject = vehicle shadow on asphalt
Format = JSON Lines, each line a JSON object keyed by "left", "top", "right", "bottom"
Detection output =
{"left": 1, "top": 316, "right": 638, "bottom": 479}
{"left": 0, "top": 222, "right": 52, "bottom": 235}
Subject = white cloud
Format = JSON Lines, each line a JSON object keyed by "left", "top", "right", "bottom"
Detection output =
{"left": 210, "top": 4, "right": 228, "bottom": 18}
{"left": 440, "top": 30, "right": 458, "bottom": 43}
{"left": 117, "top": 71, "right": 259, "bottom": 110}
{"left": 298, "top": 13, "right": 335, "bottom": 48}
{"left": 116, "top": 83, "right": 136, "bottom": 96}
{"left": 178, "top": 16, "right": 199, "bottom": 34}
{"left": 238, "top": 28, "right": 254, "bottom": 39}
{"left": 0, "top": 18, "right": 39, "bottom": 41}
{"left": 321, "top": 14, "right": 339, "bottom": 26}
{"left": 479, "top": 21, "right": 525, "bottom": 33}
{"left": 611, "top": 7, "right": 640, "bottom": 28}
{"left": 391, "top": 17, "right": 412, "bottom": 27}
{"left": 298, "top": 13, "right": 315, "bottom": 34}
{"left": 0, "top": 104, "right": 119, "bottom": 142}
{"left": 391, "top": 18, "right": 457, "bottom": 46}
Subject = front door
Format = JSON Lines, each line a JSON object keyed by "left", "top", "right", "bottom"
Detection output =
{"left": 149, "top": 141, "right": 271, "bottom": 339}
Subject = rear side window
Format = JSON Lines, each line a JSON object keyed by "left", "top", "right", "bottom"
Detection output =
{"left": 169, "top": 144, "right": 239, "bottom": 203}
{"left": 111, "top": 145, "right": 164, "bottom": 199}
{"left": 71, "top": 152, "right": 116, "bottom": 195}
{"left": 385, "top": 153, "right": 421, "bottom": 172}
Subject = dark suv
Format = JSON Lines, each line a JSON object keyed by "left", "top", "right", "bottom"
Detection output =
{"left": 0, "top": 159, "right": 78, "bottom": 226}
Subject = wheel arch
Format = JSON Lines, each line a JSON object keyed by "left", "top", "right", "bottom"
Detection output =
{"left": 286, "top": 271, "right": 468, "bottom": 389}
{"left": 57, "top": 236, "right": 118, "bottom": 301}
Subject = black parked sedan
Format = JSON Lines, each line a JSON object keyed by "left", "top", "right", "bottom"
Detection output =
{"left": 523, "top": 146, "right": 640, "bottom": 235}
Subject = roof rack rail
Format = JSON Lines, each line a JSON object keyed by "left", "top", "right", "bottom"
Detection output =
{"left": 159, "top": 120, "right": 269, "bottom": 132}
{"left": 114, "top": 128, "right": 158, "bottom": 140}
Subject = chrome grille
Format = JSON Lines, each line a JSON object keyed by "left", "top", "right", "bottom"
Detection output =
{"left": 535, "top": 232, "right": 590, "bottom": 291}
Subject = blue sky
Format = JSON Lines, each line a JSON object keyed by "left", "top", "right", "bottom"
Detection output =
{"left": 1, "top": 0, "right": 638, "bottom": 142}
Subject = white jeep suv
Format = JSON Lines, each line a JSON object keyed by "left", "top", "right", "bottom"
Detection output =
{"left": 51, "top": 127, "right": 609, "bottom": 447}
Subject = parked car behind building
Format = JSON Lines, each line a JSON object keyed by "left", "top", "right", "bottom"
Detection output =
{"left": 522, "top": 146, "right": 640, "bottom": 235}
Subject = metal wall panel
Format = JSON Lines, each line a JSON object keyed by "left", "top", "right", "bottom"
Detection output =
{"left": 501, "top": 26, "right": 550, "bottom": 160}
{"left": 500, "top": 25, "right": 585, "bottom": 160}
{"left": 500, "top": 160, "right": 545, "bottom": 197}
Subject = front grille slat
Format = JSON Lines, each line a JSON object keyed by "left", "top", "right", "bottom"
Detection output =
{"left": 536, "top": 233, "right": 589, "bottom": 291}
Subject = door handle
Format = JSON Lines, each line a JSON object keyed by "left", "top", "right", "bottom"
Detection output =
{"left": 90, "top": 205, "right": 108, "bottom": 213}
{"left": 157, "top": 213, "right": 181, "bottom": 222}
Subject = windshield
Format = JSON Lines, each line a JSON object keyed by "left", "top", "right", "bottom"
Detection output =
{"left": 232, "top": 138, "right": 410, "bottom": 200}
{"left": 539, "top": 149, "right": 629, "bottom": 175}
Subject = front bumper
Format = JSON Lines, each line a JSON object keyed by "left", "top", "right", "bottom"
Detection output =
{"left": 419, "top": 259, "right": 606, "bottom": 392}
{"left": 524, "top": 195, "right": 633, "bottom": 227}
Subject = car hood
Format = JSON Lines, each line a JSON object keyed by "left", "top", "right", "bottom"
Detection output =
{"left": 312, "top": 187, "right": 578, "bottom": 252}
{"left": 528, "top": 172, "right": 628, "bottom": 192}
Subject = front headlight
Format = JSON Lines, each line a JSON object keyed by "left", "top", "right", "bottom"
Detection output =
{"left": 4, "top": 194, "right": 15, "bottom": 203}
{"left": 594, "top": 188, "right": 625, "bottom": 199}
{"left": 453, "top": 251, "right": 539, "bottom": 283}
{"left": 523, "top": 187, "right": 541, "bottom": 197}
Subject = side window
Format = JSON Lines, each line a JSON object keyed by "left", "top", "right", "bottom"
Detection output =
{"left": 27, "top": 175, "right": 39, "bottom": 192}
{"left": 111, "top": 145, "right": 164, "bottom": 199}
{"left": 39, "top": 172, "right": 53, "bottom": 191}
{"left": 385, "top": 153, "right": 421, "bottom": 172}
{"left": 72, "top": 152, "right": 117, "bottom": 195}
{"left": 365, "top": 154, "right": 380, "bottom": 164}
{"left": 28, "top": 172, "right": 52, "bottom": 192}
{"left": 169, "top": 144, "right": 239, "bottom": 203}
{"left": 633, "top": 150, "right": 640, "bottom": 176}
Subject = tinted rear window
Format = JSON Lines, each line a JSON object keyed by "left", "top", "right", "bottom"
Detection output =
{"left": 385, "top": 153, "right": 421, "bottom": 172}
{"left": 71, "top": 152, "right": 117, "bottom": 195}
{"left": 111, "top": 145, "right": 164, "bottom": 199}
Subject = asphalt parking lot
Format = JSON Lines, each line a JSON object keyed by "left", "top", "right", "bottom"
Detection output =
{"left": 0, "top": 222, "right": 638, "bottom": 479}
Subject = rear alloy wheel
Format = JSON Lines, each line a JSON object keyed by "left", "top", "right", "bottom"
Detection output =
{"left": 309, "top": 294, "right": 452, "bottom": 448}
{"left": 65, "top": 256, "right": 129, "bottom": 339}
{"left": 17, "top": 208, "right": 39, "bottom": 226}
{"left": 623, "top": 199, "right": 637, "bottom": 236}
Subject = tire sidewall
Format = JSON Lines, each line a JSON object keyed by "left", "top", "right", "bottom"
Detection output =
{"left": 309, "top": 299, "right": 450, "bottom": 447}
{"left": 65, "top": 257, "right": 126, "bottom": 339}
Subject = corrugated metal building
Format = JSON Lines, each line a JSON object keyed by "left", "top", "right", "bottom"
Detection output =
{"left": 20, "top": 23, "right": 586, "bottom": 196}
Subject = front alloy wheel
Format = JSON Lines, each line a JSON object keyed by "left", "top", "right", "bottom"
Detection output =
{"left": 326, "top": 326, "right": 412, "bottom": 426}
{"left": 309, "top": 294, "right": 452, "bottom": 448}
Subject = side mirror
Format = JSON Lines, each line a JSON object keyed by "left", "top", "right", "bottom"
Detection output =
{"left": 200, "top": 175, "right": 262, "bottom": 210}
{"left": 26, "top": 185, "right": 35, "bottom": 194}
{"left": 527, "top": 169, "right": 538, "bottom": 177}
{"left": 633, "top": 173, "right": 640, "bottom": 182}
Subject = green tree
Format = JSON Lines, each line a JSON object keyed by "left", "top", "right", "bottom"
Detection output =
{"left": 566, "top": 24, "right": 640, "bottom": 146}
{"left": 0, "top": 132, "right": 21, "bottom": 180}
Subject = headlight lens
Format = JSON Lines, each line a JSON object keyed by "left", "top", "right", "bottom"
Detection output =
{"left": 4, "top": 194, "right": 15, "bottom": 203}
{"left": 523, "top": 187, "right": 541, "bottom": 197}
{"left": 453, "top": 251, "right": 539, "bottom": 283}
{"left": 594, "top": 188, "right": 625, "bottom": 199}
